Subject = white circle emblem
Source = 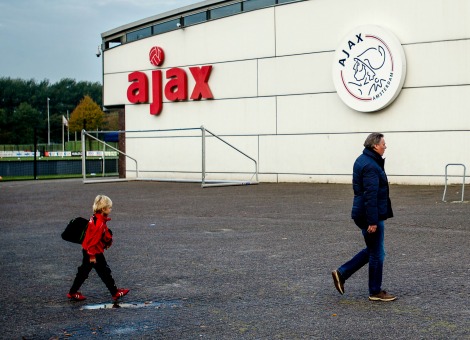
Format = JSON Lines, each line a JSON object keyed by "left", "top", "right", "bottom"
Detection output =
{"left": 332, "top": 25, "right": 406, "bottom": 112}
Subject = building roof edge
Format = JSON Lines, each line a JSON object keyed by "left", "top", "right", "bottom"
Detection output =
{"left": 101, "top": 0, "right": 231, "bottom": 38}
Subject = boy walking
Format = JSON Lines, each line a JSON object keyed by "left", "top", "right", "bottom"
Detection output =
{"left": 67, "top": 195, "right": 129, "bottom": 301}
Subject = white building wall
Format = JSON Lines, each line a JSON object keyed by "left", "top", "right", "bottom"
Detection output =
{"left": 103, "top": 0, "right": 470, "bottom": 185}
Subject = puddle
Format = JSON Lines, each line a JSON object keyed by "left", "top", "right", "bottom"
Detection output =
{"left": 81, "top": 300, "right": 183, "bottom": 310}
{"left": 204, "top": 228, "right": 233, "bottom": 234}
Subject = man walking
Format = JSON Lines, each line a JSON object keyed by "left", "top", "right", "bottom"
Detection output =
{"left": 332, "top": 132, "right": 397, "bottom": 301}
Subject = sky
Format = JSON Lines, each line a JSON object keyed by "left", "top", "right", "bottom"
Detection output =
{"left": 0, "top": 0, "right": 199, "bottom": 84}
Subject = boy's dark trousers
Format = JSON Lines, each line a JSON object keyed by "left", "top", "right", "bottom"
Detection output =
{"left": 69, "top": 249, "right": 117, "bottom": 296}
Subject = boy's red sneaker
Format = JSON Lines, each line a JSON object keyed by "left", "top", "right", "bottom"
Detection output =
{"left": 67, "top": 292, "right": 86, "bottom": 301}
{"left": 112, "top": 288, "right": 130, "bottom": 301}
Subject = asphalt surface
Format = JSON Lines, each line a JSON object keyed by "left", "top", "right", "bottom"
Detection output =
{"left": 0, "top": 179, "right": 469, "bottom": 339}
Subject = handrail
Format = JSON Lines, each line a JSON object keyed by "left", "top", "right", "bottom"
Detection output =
{"left": 81, "top": 127, "right": 258, "bottom": 187}
{"left": 442, "top": 163, "right": 466, "bottom": 202}
{"left": 81, "top": 130, "right": 138, "bottom": 183}
{"left": 201, "top": 125, "right": 258, "bottom": 187}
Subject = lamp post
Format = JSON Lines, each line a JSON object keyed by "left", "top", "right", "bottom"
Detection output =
{"left": 47, "top": 97, "right": 50, "bottom": 145}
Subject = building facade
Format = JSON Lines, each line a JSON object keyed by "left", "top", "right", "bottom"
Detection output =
{"left": 101, "top": 0, "right": 470, "bottom": 185}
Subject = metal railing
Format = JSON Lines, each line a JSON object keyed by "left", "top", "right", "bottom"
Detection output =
{"left": 201, "top": 126, "right": 258, "bottom": 187}
{"left": 442, "top": 163, "right": 466, "bottom": 202}
{"left": 81, "top": 130, "right": 138, "bottom": 183}
{"left": 81, "top": 127, "right": 258, "bottom": 187}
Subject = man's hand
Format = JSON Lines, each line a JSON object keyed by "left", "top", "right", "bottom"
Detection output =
{"left": 89, "top": 255, "right": 96, "bottom": 263}
{"left": 367, "top": 225, "right": 377, "bottom": 233}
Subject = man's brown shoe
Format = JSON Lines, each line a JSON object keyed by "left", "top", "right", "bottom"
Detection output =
{"left": 369, "top": 290, "right": 397, "bottom": 302}
{"left": 332, "top": 270, "right": 344, "bottom": 295}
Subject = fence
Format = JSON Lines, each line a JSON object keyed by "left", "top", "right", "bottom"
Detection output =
{"left": 0, "top": 159, "right": 118, "bottom": 179}
{"left": 0, "top": 139, "right": 118, "bottom": 180}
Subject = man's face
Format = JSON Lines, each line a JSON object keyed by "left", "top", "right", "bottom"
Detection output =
{"left": 373, "top": 138, "right": 386, "bottom": 156}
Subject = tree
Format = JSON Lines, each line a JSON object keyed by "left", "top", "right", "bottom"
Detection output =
{"left": 103, "top": 111, "right": 120, "bottom": 131}
{"left": 11, "top": 103, "right": 41, "bottom": 144}
{"left": 0, "top": 103, "right": 40, "bottom": 144}
{"left": 0, "top": 77, "right": 102, "bottom": 144}
{"left": 0, "top": 108, "right": 11, "bottom": 143}
{"left": 69, "top": 95, "right": 105, "bottom": 132}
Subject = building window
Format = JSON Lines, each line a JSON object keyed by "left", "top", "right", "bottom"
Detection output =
{"left": 184, "top": 11, "right": 207, "bottom": 26}
{"left": 126, "top": 27, "right": 151, "bottom": 42}
{"left": 210, "top": 3, "right": 242, "bottom": 20}
{"left": 104, "top": 0, "right": 306, "bottom": 49}
{"left": 244, "top": 0, "right": 276, "bottom": 12}
{"left": 153, "top": 18, "right": 180, "bottom": 34}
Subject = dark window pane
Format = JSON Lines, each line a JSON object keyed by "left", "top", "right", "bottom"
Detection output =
{"left": 184, "top": 11, "right": 207, "bottom": 26}
{"left": 244, "top": 0, "right": 276, "bottom": 11}
{"left": 210, "top": 3, "right": 242, "bottom": 20}
{"left": 277, "top": 0, "right": 298, "bottom": 3}
{"left": 153, "top": 19, "right": 180, "bottom": 34}
{"left": 126, "top": 27, "right": 151, "bottom": 42}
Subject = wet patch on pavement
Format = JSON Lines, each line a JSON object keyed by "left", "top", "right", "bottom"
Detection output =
{"left": 81, "top": 299, "right": 183, "bottom": 310}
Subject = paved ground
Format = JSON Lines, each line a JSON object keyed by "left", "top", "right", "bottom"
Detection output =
{"left": 0, "top": 179, "right": 469, "bottom": 339}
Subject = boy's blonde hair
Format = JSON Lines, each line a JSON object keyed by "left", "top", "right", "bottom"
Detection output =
{"left": 93, "top": 195, "right": 112, "bottom": 213}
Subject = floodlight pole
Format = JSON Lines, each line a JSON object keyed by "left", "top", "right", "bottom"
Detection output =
{"left": 47, "top": 97, "right": 50, "bottom": 145}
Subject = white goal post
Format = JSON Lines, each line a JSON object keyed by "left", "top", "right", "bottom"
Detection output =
{"left": 81, "top": 126, "right": 259, "bottom": 188}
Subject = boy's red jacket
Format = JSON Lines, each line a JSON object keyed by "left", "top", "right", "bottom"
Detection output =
{"left": 82, "top": 213, "right": 113, "bottom": 256}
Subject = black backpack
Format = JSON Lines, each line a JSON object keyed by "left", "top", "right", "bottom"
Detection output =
{"left": 62, "top": 217, "right": 89, "bottom": 244}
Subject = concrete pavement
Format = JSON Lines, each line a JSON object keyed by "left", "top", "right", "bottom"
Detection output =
{"left": 0, "top": 179, "right": 468, "bottom": 339}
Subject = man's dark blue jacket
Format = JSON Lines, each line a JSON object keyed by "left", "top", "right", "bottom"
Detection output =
{"left": 351, "top": 148, "right": 393, "bottom": 227}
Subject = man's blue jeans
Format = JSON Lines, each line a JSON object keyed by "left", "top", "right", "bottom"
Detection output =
{"left": 337, "top": 220, "right": 385, "bottom": 295}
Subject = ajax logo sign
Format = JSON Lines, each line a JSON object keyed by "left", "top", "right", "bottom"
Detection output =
{"left": 149, "top": 46, "right": 165, "bottom": 67}
{"left": 332, "top": 25, "right": 406, "bottom": 112}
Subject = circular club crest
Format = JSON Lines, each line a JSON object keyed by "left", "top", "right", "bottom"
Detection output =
{"left": 332, "top": 25, "right": 406, "bottom": 112}
{"left": 149, "top": 46, "right": 165, "bottom": 67}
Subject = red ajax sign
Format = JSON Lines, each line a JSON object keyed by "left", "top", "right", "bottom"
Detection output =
{"left": 127, "top": 46, "right": 213, "bottom": 115}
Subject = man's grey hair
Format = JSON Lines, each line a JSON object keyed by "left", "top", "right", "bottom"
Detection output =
{"left": 363, "top": 132, "right": 384, "bottom": 149}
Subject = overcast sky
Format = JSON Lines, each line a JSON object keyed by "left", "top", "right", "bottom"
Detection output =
{"left": 0, "top": 0, "right": 199, "bottom": 84}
